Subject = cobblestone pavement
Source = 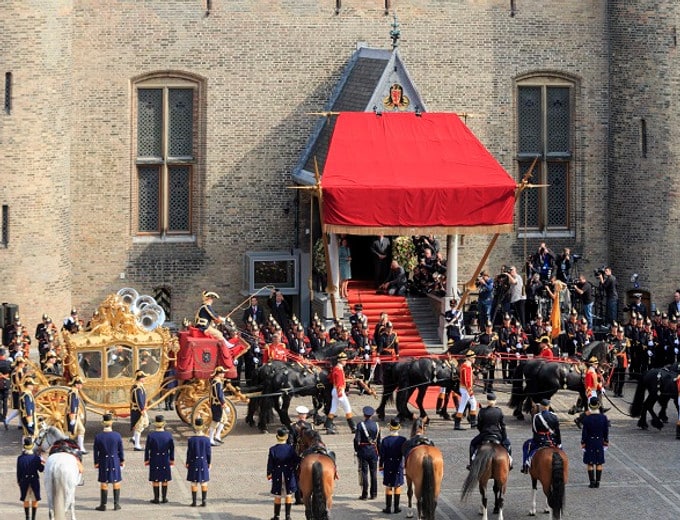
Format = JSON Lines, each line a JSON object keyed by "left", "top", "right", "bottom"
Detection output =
{"left": 1, "top": 379, "right": 679, "bottom": 519}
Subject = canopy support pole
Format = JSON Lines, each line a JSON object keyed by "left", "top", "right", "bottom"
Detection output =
{"left": 443, "top": 234, "right": 459, "bottom": 346}
{"left": 314, "top": 157, "right": 338, "bottom": 321}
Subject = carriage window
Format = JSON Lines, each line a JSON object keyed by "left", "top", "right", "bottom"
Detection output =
{"left": 78, "top": 350, "right": 102, "bottom": 379}
{"left": 106, "top": 345, "right": 133, "bottom": 378}
{"left": 138, "top": 347, "right": 161, "bottom": 377}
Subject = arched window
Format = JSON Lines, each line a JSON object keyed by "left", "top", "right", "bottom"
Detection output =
{"left": 516, "top": 74, "right": 576, "bottom": 232}
{"left": 132, "top": 72, "right": 204, "bottom": 237}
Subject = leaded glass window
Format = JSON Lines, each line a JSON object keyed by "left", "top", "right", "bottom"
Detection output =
{"left": 135, "top": 80, "right": 197, "bottom": 236}
{"left": 517, "top": 80, "right": 574, "bottom": 231}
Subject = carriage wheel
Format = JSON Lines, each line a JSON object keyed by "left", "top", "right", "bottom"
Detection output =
{"left": 175, "top": 381, "right": 208, "bottom": 424}
{"left": 191, "top": 397, "right": 237, "bottom": 437}
{"left": 34, "top": 386, "right": 86, "bottom": 434}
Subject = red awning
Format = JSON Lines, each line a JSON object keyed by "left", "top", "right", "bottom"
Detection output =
{"left": 320, "top": 112, "right": 516, "bottom": 235}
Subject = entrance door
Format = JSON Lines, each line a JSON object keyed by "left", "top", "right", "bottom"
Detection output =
{"left": 345, "top": 235, "right": 394, "bottom": 283}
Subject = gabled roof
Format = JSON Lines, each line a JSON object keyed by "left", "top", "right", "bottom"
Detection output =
{"left": 292, "top": 46, "right": 425, "bottom": 185}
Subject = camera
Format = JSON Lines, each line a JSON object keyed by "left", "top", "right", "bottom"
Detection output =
{"left": 594, "top": 266, "right": 605, "bottom": 277}
{"left": 501, "top": 265, "right": 510, "bottom": 274}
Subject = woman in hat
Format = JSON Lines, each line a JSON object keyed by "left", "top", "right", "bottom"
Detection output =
{"left": 67, "top": 377, "right": 87, "bottom": 453}
{"left": 379, "top": 418, "right": 406, "bottom": 514}
{"left": 93, "top": 414, "right": 125, "bottom": 511}
{"left": 267, "top": 427, "right": 298, "bottom": 520}
{"left": 4, "top": 356, "right": 26, "bottom": 430}
{"left": 144, "top": 414, "right": 174, "bottom": 504}
{"left": 581, "top": 397, "right": 609, "bottom": 488}
{"left": 186, "top": 417, "right": 211, "bottom": 507}
{"left": 16, "top": 436, "right": 44, "bottom": 520}
{"left": 19, "top": 378, "right": 36, "bottom": 438}
{"left": 130, "top": 370, "right": 149, "bottom": 451}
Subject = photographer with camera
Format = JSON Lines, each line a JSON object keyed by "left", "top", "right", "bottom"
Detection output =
{"left": 530, "top": 243, "right": 555, "bottom": 282}
{"left": 506, "top": 266, "right": 526, "bottom": 329}
{"left": 597, "top": 267, "right": 618, "bottom": 327}
{"left": 555, "top": 248, "right": 573, "bottom": 283}
{"left": 476, "top": 271, "right": 494, "bottom": 326}
{"left": 573, "top": 273, "right": 594, "bottom": 329}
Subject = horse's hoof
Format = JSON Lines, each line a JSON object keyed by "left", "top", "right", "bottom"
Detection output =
{"left": 406, "top": 511, "right": 414, "bottom": 519}
{"left": 528, "top": 512, "right": 536, "bottom": 517}
{"left": 543, "top": 508, "right": 550, "bottom": 514}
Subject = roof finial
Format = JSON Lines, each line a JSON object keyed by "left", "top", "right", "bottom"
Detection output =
{"left": 390, "top": 13, "right": 400, "bottom": 49}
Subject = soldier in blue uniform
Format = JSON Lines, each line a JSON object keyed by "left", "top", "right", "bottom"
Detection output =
{"left": 186, "top": 417, "right": 211, "bottom": 507}
{"left": 354, "top": 405, "right": 381, "bottom": 500}
{"left": 267, "top": 427, "right": 298, "bottom": 520}
{"left": 67, "top": 376, "right": 87, "bottom": 453}
{"left": 16, "top": 436, "right": 44, "bottom": 520}
{"left": 19, "top": 378, "right": 36, "bottom": 438}
{"left": 130, "top": 370, "right": 149, "bottom": 451}
{"left": 581, "top": 397, "right": 609, "bottom": 488}
{"left": 521, "top": 398, "right": 561, "bottom": 473}
{"left": 468, "top": 393, "right": 512, "bottom": 470}
{"left": 144, "top": 414, "right": 175, "bottom": 504}
{"left": 93, "top": 413, "right": 125, "bottom": 511}
{"left": 208, "top": 366, "right": 227, "bottom": 446}
{"left": 379, "top": 418, "right": 406, "bottom": 514}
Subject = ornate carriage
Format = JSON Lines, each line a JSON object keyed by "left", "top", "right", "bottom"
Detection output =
{"left": 32, "top": 291, "right": 248, "bottom": 438}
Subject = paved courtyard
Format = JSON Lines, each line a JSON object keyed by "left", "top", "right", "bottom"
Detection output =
{"left": 1, "top": 380, "right": 679, "bottom": 519}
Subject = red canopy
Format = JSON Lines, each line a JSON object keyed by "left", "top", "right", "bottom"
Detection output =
{"left": 320, "top": 112, "right": 516, "bottom": 235}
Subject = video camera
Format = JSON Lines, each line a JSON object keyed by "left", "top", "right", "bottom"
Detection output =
{"left": 594, "top": 266, "right": 606, "bottom": 277}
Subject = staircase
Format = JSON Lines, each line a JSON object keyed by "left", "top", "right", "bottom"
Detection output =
{"left": 346, "top": 281, "right": 441, "bottom": 357}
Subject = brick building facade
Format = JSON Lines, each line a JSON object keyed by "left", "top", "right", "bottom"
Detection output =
{"left": 0, "top": 1, "right": 677, "bottom": 327}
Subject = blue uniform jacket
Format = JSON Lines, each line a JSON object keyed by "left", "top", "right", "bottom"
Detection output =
{"left": 130, "top": 383, "right": 146, "bottom": 430}
{"left": 67, "top": 389, "right": 80, "bottom": 435}
{"left": 196, "top": 304, "right": 218, "bottom": 331}
{"left": 93, "top": 430, "right": 125, "bottom": 483}
{"left": 354, "top": 419, "right": 380, "bottom": 461}
{"left": 19, "top": 391, "right": 36, "bottom": 436}
{"left": 210, "top": 379, "right": 226, "bottom": 421}
{"left": 145, "top": 430, "right": 175, "bottom": 482}
{"left": 267, "top": 442, "right": 298, "bottom": 495}
{"left": 16, "top": 453, "right": 44, "bottom": 501}
{"left": 379, "top": 434, "right": 406, "bottom": 487}
{"left": 581, "top": 412, "right": 609, "bottom": 465}
{"left": 186, "top": 435, "right": 211, "bottom": 483}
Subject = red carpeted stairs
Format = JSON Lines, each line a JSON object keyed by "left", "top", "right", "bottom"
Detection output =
{"left": 346, "top": 281, "right": 429, "bottom": 358}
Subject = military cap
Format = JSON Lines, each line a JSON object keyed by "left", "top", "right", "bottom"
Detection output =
{"left": 211, "top": 366, "right": 226, "bottom": 377}
{"left": 202, "top": 291, "right": 219, "bottom": 300}
{"left": 539, "top": 398, "right": 551, "bottom": 407}
{"left": 276, "top": 427, "right": 289, "bottom": 442}
{"left": 389, "top": 418, "right": 401, "bottom": 431}
{"left": 135, "top": 370, "right": 148, "bottom": 380}
{"left": 486, "top": 392, "right": 497, "bottom": 403}
{"left": 386, "top": 321, "right": 393, "bottom": 328}
{"left": 23, "top": 378, "right": 35, "bottom": 387}
{"left": 465, "top": 350, "right": 476, "bottom": 358}
{"left": 539, "top": 336, "right": 551, "bottom": 344}
{"left": 295, "top": 405, "right": 309, "bottom": 415}
{"left": 362, "top": 406, "right": 375, "bottom": 417}
{"left": 337, "top": 351, "right": 348, "bottom": 360}
{"left": 570, "top": 308, "right": 578, "bottom": 315}
{"left": 71, "top": 376, "right": 84, "bottom": 386}
{"left": 354, "top": 304, "right": 363, "bottom": 311}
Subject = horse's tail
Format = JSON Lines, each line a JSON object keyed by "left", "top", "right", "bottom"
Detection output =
{"left": 311, "top": 461, "right": 328, "bottom": 520}
{"left": 460, "top": 446, "right": 493, "bottom": 500}
{"left": 46, "top": 458, "right": 67, "bottom": 520}
{"left": 630, "top": 376, "right": 647, "bottom": 417}
{"left": 421, "top": 455, "right": 437, "bottom": 520}
{"left": 547, "top": 451, "right": 565, "bottom": 516}
{"left": 508, "top": 363, "right": 525, "bottom": 409}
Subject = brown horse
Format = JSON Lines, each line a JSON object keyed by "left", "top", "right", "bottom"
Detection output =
{"left": 297, "top": 430, "right": 335, "bottom": 520}
{"left": 528, "top": 446, "right": 569, "bottom": 519}
{"left": 461, "top": 442, "right": 510, "bottom": 520}
{"left": 404, "top": 420, "right": 444, "bottom": 520}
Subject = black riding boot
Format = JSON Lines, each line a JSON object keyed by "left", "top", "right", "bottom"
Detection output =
{"left": 325, "top": 417, "right": 336, "bottom": 434}
{"left": 24, "top": 506, "right": 29, "bottom": 520}
{"left": 191, "top": 490, "right": 197, "bottom": 506}
{"left": 96, "top": 489, "right": 108, "bottom": 511}
{"left": 595, "top": 469, "right": 602, "bottom": 488}
{"left": 454, "top": 415, "right": 465, "bottom": 430}
{"left": 271, "top": 501, "right": 281, "bottom": 520}
{"left": 588, "top": 469, "right": 596, "bottom": 488}
{"left": 383, "top": 494, "right": 393, "bottom": 514}
{"left": 201, "top": 489, "right": 207, "bottom": 506}
{"left": 113, "top": 488, "right": 121, "bottom": 510}
{"left": 347, "top": 417, "right": 357, "bottom": 433}
{"left": 394, "top": 493, "right": 402, "bottom": 513}
{"left": 285, "top": 501, "right": 292, "bottom": 520}
{"left": 161, "top": 484, "right": 168, "bottom": 503}
{"left": 31, "top": 507, "right": 37, "bottom": 520}
{"left": 151, "top": 486, "right": 160, "bottom": 504}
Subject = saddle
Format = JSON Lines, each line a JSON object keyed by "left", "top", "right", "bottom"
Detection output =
{"left": 301, "top": 445, "right": 336, "bottom": 464}
{"left": 49, "top": 439, "right": 83, "bottom": 462}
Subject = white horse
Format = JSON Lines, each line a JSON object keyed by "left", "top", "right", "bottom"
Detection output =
{"left": 35, "top": 425, "right": 82, "bottom": 520}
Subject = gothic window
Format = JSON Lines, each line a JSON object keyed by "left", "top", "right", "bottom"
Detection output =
{"left": 516, "top": 77, "right": 574, "bottom": 231}
{"left": 134, "top": 75, "right": 200, "bottom": 236}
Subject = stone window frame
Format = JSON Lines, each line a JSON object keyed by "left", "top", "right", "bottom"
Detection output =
{"left": 130, "top": 71, "right": 206, "bottom": 241}
{"left": 515, "top": 73, "right": 577, "bottom": 236}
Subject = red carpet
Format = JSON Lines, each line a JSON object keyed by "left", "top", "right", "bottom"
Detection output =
{"left": 346, "top": 280, "right": 429, "bottom": 358}
{"left": 407, "top": 386, "right": 441, "bottom": 410}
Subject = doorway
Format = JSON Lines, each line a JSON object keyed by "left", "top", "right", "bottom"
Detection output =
{"left": 343, "top": 234, "right": 393, "bottom": 282}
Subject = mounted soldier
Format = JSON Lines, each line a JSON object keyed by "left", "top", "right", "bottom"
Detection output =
{"left": 520, "top": 398, "right": 561, "bottom": 473}
{"left": 467, "top": 392, "right": 512, "bottom": 470}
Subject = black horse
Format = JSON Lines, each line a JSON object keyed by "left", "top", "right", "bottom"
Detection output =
{"left": 245, "top": 361, "right": 330, "bottom": 432}
{"left": 508, "top": 359, "right": 585, "bottom": 420}
{"left": 630, "top": 363, "right": 680, "bottom": 431}
{"left": 376, "top": 357, "right": 458, "bottom": 422}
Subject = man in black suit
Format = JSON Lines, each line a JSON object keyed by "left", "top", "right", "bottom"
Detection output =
{"left": 242, "top": 296, "right": 265, "bottom": 327}
{"left": 268, "top": 290, "right": 291, "bottom": 331}
{"left": 668, "top": 290, "right": 680, "bottom": 319}
{"left": 370, "top": 235, "right": 391, "bottom": 287}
